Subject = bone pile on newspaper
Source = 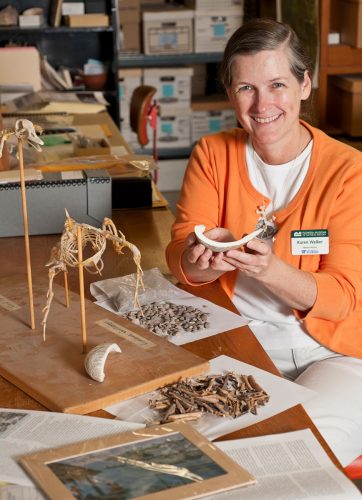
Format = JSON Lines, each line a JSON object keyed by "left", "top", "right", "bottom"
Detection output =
{"left": 149, "top": 372, "right": 270, "bottom": 423}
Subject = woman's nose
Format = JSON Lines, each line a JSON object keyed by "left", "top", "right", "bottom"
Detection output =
{"left": 253, "top": 90, "right": 269, "bottom": 113}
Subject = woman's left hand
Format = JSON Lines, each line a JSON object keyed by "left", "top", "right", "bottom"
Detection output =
{"left": 224, "top": 237, "right": 274, "bottom": 280}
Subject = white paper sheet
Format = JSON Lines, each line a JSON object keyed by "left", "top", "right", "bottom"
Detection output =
{"left": 207, "top": 429, "right": 361, "bottom": 499}
{"left": 91, "top": 268, "right": 249, "bottom": 345}
{"left": 106, "top": 355, "right": 316, "bottom": 441}
{"left": 0, "top": 408, "right": 144, "bottom": 487}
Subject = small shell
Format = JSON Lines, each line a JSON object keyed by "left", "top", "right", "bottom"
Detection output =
{"left": 194, "top": 224, "right": 263, "bottom": 252}
{"left": 84, "top": 343, "right": 122, "bottom": 383}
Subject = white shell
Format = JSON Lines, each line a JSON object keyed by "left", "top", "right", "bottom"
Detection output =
{"left": 84, "top": 343, "right": 122, "bottom": 383}
{"left": 194, "top": 225, "right": 263, "bottom": 252}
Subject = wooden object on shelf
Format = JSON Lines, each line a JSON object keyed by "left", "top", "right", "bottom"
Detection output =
{"left": 64, "top": 13, "right": 109, "bottom": 27}
{"left": 327, "top": 74, "right": 362, "bottom": 135}
{"left": 333, "top": 0, "right": 362, "bottom": 48}
{"left": 318, "top": 0, "right": 362, "bottom": 130}
{"left": 0, "top": 276, "right": 209, "bottom": 414}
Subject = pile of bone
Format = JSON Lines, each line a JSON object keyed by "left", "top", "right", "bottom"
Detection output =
{"left": 149, "top": 372, "right": 270, "bottom": 423}
{"left": 123, "top": 301, "right": 210, "bottom": 337}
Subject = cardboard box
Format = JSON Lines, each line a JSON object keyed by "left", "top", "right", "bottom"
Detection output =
{"left": 62, "top": 2, "right": 85, "bottom": 15}
{"left": 19, "top": 14, "right": 45, "bottom": 27}
{"left": 328, "top": 74, "right": 362, "bottom": 136}
{"left": 335, "top": 0, "right": 362, "bottom": 48}
{"left": 64, "top": 13, "right": 109, "bottom": 27}
{"left": 155, "top": 106, "right": 192, "bottom": 149}
{"left": 142, "top": 8, "right": 194, "bottom": 55}
{"left": 194, "top": 8, "right": 243, "bottom": 53}
{"left": 0, "top": 170, "right": 112, "bottom": 237}
{"left": 0, "top": 47, "right": 41, "bottom": 92}
{"left": 120, "top": 22, "right": 141, "bottom": 52}
{"left": 143, "top": 67, "right": 193, "bottom": 108}
{"left": 119, "top": 0, "right": 140, "bottom": 22}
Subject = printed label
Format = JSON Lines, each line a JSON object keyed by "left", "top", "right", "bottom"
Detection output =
{"left": 291, "top": 229, "right": 329, "bottom": 255}
{"left": 0, "top": 294, "right": 21, "bottom": 311}
{"left": 97, "top": 319, "right": 155, "bottom": 350}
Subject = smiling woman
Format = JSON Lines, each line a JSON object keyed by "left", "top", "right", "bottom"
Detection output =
{"left": 166, "top": 18, "right": 362, "bottom": 471}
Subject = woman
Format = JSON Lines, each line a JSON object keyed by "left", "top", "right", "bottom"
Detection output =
{"left": 166, "top": 19, "right": 362, "bottom": 467}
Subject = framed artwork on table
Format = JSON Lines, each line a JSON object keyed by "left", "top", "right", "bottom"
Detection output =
{"left": 19, "top": 421, "right": 255, "bottom": 499}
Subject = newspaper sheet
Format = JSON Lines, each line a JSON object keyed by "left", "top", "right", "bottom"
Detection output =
{"left": 208, "top": 429, "right": 361, "bottom": 499}
{"left": 0, "top": 408, "right": 144, "bottom": 488}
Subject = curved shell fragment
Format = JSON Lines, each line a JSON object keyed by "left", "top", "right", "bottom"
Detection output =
{"left": 84, "top": 343, "right": 122, "bottom": 383}
{"left": 194, "top": 225, "right": 263, "bottom": 252}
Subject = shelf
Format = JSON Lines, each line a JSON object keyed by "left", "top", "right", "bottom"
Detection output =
{"left": 135, "top": 146, "right": 194, "bottom": 159}
{"left": 118, "top": 52, "right": 223, "bottom": 68}
{"left": 0, "top": 26, "right": 113, "bottom": 34}
{"left": 327, "top": 44, "right": 362, "bottom": 74}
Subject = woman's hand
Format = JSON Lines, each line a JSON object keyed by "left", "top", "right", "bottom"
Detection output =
{"left": 181, "top": 228, "right": 236, "bottom": 282}
{"left": 223, "top": 237, "right": 274, "bottom": 279}
{"left": 225, "top": 237, "right": 317, "bottom": 311}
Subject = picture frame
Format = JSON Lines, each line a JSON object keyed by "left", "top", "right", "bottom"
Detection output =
{"left": 19, "top": 421, "right": 255, "bottom": 499}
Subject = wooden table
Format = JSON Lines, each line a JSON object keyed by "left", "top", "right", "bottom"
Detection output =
{"left": 0, "top": 206, "right": 342, "bottom": 470}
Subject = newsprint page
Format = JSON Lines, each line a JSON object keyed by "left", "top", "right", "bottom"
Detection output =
{"left": 0, "top": 409, "right": 360, "bottom": 499}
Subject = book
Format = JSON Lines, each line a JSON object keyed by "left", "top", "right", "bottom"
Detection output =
{"left": 50, "top": 0, "right": 64, "bottom": 27}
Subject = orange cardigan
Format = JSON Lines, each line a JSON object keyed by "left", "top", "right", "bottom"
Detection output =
{"left": 166, "top": 122, "right": 362, "bottom": 358}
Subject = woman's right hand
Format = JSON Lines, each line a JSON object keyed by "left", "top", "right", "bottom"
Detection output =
{"left": 181, "top": 227, "right": 237, "bottom": 282}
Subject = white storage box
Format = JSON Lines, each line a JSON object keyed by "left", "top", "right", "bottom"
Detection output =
{"left": 143, "top": 67, "right": 193, "bottom": 108}
{"left": 155, "top": 106, "right": 192, "bottom": 149}
{"left": 194, "top": 8, "right": 243, "bottom": 53}
{"left": 118, "top": 68, "right": 142, "bottom": 103}
{"left": 184, "top": 0, "right": 243, "bottom": 10}
{"left": 192, "top": 108, "right": 236, "bottom": 142}
{"left": 119, "top": 68, "right": 142, "bottom": 150}
{"left": 142, "top": 8, "right": 194, "bottom": 54}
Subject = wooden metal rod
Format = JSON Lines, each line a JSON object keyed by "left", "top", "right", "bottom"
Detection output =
{"left": 64, "top": 271, "right": 69, "bottom": 308}
{"left": 77, "top": 225, "right": 87, "bottom": 353}
{"left": 18, "top": 139, "right": 35, "bottom": 330}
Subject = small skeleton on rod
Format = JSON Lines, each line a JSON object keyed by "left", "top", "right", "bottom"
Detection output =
{"left": 42, "top": 211, "right": 144, "bottom": 352}
{"left": 0, "top": 119, "right": 44, "bottom": 330}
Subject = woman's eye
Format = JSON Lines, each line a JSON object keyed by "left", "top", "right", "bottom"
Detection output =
{"left": 235, "top": 85, "right": 253, "bottom": 93}
{"left": 272, "top": 82, "right": 285, "bottom": 89}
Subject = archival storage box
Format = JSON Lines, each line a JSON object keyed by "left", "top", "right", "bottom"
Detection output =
{"left": 143, "top": 67, "right": 193, "bottom": 109}
{"left": 142, "top": 7, "right": 194, "bottom": 54}
{"left": 194, "top": 8, "right": 243, "bottom": 53}
{"left": 0, "top": 169, "right": 111, "bottom": 237}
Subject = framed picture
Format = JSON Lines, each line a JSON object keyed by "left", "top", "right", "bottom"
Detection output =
{"left": 19, "top": 421, "right": 255, "bottom": 499}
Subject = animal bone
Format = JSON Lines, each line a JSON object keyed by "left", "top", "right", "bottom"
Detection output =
{"left": 149, "top": 371, "right": 269, "bottom": 423}
{"left": 84, "top": 342, "right": 122, "bottom": 382}
{"left": 42, "top": 211, "right": 144, "bottom": 340}
{"left": 0, "top": 119, "right": 43, "bottom": 158}
{"left": 194, "top": 225, "right": 263, "bottom": 252}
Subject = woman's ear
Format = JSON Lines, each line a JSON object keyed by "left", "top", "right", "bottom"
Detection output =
{"left": 301, "top": 69, "right": 312, "bottom": 101}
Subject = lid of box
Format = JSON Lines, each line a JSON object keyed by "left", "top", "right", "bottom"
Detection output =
{"left": 330, "top": 74, "right": 362, "bottom": 93}
{"left": 118, "top": 68, "right": 143, "bottom": 78}
{"left": 158, "top": 105, "right": 192, "bottom": 116}
{"left": 143, "top": 8, "right": 194, "bottom": 20}
{"left": 195, "top": 6, "right": 243, "bottom": 17}
{"left": 192, "top": 97, "right": 233, "bottom": 111}
{"left": 144, "top": 67, "right": 194, "bottom": 77}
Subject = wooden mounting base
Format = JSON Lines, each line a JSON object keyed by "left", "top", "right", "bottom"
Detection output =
{"left": 0, "top": 276, "right": 209, "bottom": 414}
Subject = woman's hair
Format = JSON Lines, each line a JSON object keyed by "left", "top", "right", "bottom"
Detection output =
{"left": 220, "top": 18, "right": 313, "bottom": 90}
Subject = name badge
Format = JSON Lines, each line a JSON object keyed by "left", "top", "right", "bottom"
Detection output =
{"left": 291, "top": 229, "right": 329, "bottom": 255}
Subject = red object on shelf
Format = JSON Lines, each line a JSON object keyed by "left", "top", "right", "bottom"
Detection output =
{"left": 130, "top": 85, "right": 159, "bottom": 183}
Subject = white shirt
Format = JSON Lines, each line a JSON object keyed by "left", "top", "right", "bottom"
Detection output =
{"left": 233, "top": 139, "right": 320, "bottom": 349}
